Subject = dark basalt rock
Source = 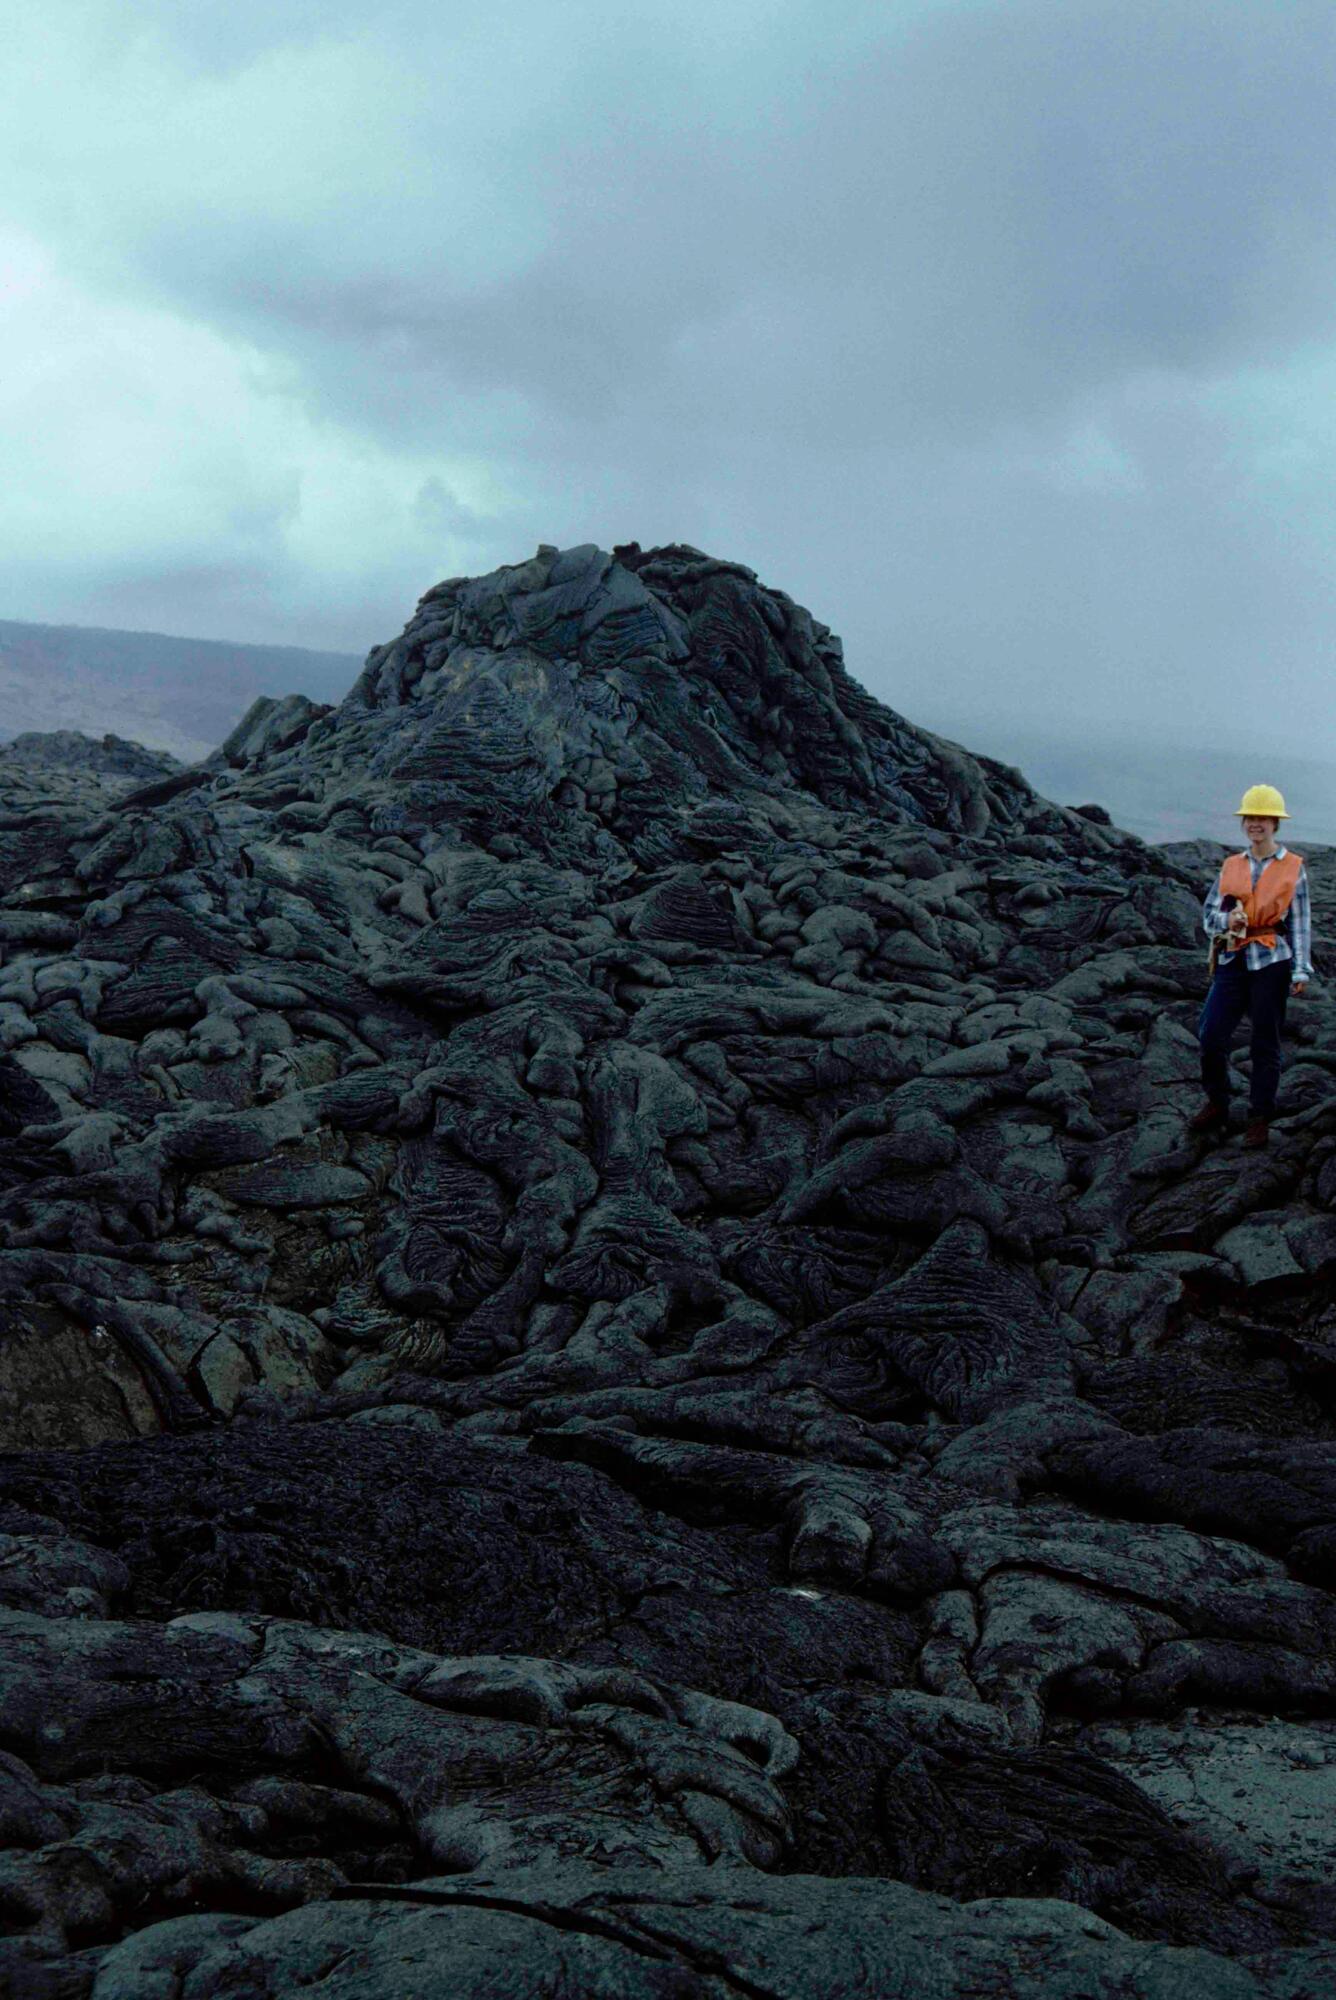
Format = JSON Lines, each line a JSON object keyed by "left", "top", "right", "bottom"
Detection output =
{"left": 2, "top": 543, "right": 1335, "bottom": 1995}
{"left": 0, "top": 729, "right": 180, "bottom": 786}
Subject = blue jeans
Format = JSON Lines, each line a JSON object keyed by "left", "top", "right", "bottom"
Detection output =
{"left": 1197, "top": 955, "right": 1292, "bottom": 1118}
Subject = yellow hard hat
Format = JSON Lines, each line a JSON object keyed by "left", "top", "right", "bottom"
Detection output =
{"left": 1236, "top": 784, "right": 1289, "bottom": 819}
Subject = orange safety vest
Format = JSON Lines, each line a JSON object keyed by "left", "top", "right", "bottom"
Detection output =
{"left": 1218, "top": 849, "right": 1303, "bottom": 954}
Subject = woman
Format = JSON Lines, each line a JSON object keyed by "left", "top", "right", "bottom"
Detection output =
{"left": 1190, "top": 785, "right": 1312, "bottom": 1149}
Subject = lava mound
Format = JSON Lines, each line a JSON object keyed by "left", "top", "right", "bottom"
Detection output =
{"left": 1, "top": 543, "right": 1335, "bottom": 1996}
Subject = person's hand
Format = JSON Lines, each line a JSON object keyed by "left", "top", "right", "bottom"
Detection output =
{"left": 1227, "top": 906, "right": 1248, "bottom": 935}
{"left": 1293, "top": 980, "right": 1308, "bottom": 996}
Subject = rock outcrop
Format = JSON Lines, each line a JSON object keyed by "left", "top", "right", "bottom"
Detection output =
{"left": 2, "top": 543, "right": 1334, "bottom": 1996}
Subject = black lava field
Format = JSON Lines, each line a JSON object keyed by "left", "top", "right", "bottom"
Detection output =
{"left": 2, "top": 543, "right": 1335, "bottom": 1997}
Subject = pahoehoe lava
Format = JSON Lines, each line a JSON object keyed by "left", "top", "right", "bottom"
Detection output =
{"left": 2, "top": 541, "right": 1335, "bottom": 1996}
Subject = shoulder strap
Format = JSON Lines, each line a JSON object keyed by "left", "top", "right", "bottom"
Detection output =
{"left": 1259, "top": 850, "right": 1302, "bottom": 892}
{"left": 1219, "top": 852, "right": 1252, "bottom": 897}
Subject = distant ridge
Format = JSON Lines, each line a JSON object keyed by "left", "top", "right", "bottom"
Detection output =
{"left": 959, "top": 727, "right": 1336, "bottom": 848}
{"left": 0, "top": 616, "right": 363, "bottom": 764}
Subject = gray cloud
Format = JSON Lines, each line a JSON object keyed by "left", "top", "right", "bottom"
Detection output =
{"left": 5, "top": 0, "right": 1336, "bottom": 781}
{"left": 88, "top": 1, "right": 1336, "bottom": 445}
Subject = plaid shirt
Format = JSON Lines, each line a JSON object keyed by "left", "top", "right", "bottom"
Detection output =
{"left": 1203, "top": 845, "right": 1313, "bottom": 982}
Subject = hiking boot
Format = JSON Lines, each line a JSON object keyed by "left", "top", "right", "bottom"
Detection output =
{"left": 1188, "top": 1101, "right": 1228, "bottom": 1135}
{"left": 1242, "top": 1118, "right": 1270, "bottom": 1149}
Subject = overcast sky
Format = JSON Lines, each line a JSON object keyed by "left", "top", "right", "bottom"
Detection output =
{"left": 4, "top": 0, "right": 1336, "bottom": 770}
